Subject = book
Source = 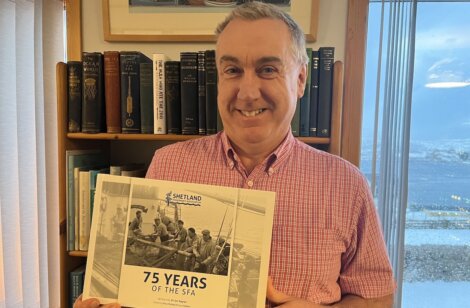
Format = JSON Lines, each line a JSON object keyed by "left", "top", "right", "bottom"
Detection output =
{"left": 197, "top": 51, "right": 206, "bottom": 135}
{"left": 140, "top": 62, "right": 154, "bottom": 134}
{"left": 309, "top": 50, "right": 320, "bottom": 137}
{"left": 120, "top": 52, "right": 151, "bottom": 134}
{"left": 90, "top": 168, "right": 110, "bottom": 224}
{"left": 180, "top": 52, "right": 199, "bottom": 135}
{"left": 83, "top": 175, "right": 275, "bottom": 308}
{"left": 79, "top": 170, "right": 91, "bottom": 251}
{"left": 165, "top": 61, "right": 182, "bottom": 134}
{"left": 152, "top": 53, "right": 167, "bottom": 134}
{"left": 317, "top": 47, "right": 335, "bottom": 137}
{"left": 204, "top": 50, "right": 218, "bottom": 135}
{"left": 299, "top": 48, "right": 312, "bottom": 137}
{"left": 82, "top": 52, "right": 105, "bottom": 133}
{"left": 69, "top": 264, "right": 86, "bottom": 308}
{"left": 104, "top": 51, "right": 121, "bottom": 133}
{"left": 291, "top": 98, "right": 300, "bottom": 137}
{"left": 67, "top": 61, "right": 82, "bottom": 133}
{"left": 66, "top": 150, "right": 107, "bottom": 251}
{"left": 109, "top": 163, "right": 146, "bottom": 177}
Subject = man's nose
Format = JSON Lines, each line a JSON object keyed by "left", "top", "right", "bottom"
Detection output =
{"left": 237, "top": 71, "right": 261, "bottom": 102}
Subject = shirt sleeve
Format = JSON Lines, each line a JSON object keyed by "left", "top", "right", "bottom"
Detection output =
{"left": 339, "top": 176, "right": 396, "bottom": 299}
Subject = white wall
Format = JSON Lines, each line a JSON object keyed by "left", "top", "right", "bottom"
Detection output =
{"left": 82, "top": 0, "right": 348, "bottom": 61}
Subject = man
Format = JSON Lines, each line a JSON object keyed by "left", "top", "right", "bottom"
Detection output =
{"left": 76, "top": 2, "right": 394, "bottom": 307}
{"left": 193, "top": 230, "right": 216, "bottom": 274}
{"left": 183, "top": 227, "right": 199, "bottom": 272}
{"left": 153, "top": 216, "right": 170, "bottom": 244}
{"left": 128, "top": 210, "right": 142, "bottom": 236}
{"left": 174, "top": 219, "right": 188, "bottom": 249}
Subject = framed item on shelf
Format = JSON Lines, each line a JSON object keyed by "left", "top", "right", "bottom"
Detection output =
{"left": 102, "top": 0, "right": 319, "bottom": 42}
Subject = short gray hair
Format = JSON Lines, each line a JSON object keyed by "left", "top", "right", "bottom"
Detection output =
{"left": 215, "top": 1, "right": 308, "bottom": 65}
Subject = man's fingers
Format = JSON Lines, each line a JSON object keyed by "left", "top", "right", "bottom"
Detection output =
{"left": 266, "top": 276, "right": 294, "bottom": 305}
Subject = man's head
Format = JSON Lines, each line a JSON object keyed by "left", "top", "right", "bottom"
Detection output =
{"left": 215, "top": 2, "right": 308, "bottom": 154}
{"left": 188, "top": 227, "right": 196, "bottom": 238}
{"left": 201, "top": 229, "right": 211, "bottom": 242}
{"left": 177, "top": 220, "right": 184, "bottom": 229}
{"left": 136, "top": 210, "right": 142, "bottom": 218}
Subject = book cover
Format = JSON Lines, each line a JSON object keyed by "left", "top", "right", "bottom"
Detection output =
{"left": 104, "top": 51, "right": 121, "bottom": 133}
{"left": 79, "top": 170, "right": 91, "bottom": 251}
{"left": 82, "top": 52, "right": 105, "bottom": 133}
{"left": 204, "top": 50, "right": 218, "bottom": 135}
{"left": 152, "top": 53, "right": 168, "bottom": 134}
{"left": 291, "top": 98, "right": 300, "bottom": 137}
{"left": 317, "top": 47, "right": 335, "bottom": 137}
{"left": 69, "top": 264, "right": 86, "bottom": 308}
{"left": 165, "top": 61, "right": 182, "bottom": 134}
{"left": 83, "top": 175, "right": 275, "bottom": 308}
{"left": 197, "top": 51, "right": 206, "bottom": 135}
{"left": 140, "top": 62, "right": 154, "bottom": 134}
{"left": 309, "top": 50, "right": 320, "bottom": 137}
{"left": 299, "top": 48, "right": 312, "bottom": 137}
{"left": 180, "top": 52, "right": 199, "bottom": 135}
{"left": 67, "top": 61, "right": 82, "bottom": 133}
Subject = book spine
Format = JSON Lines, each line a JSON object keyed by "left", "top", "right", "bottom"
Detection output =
{"left": 152, "top": 54, "right": 166, "bottom": 134}
{"left": 79, "top": 170, "right": 90, "bottom": 251}
{"left": 140, "top": 62, "right": 154, "bottom": 134}
{"left": 104, "top": 51, "right": 121, "bottom": 133}
{"left": 165, "top": 61, "right": 182, "bottom": 134}
{"left": 81, "top": 52, "right": 104, "bottom": 133}
{"left": 73, "top": 167, "right": 80, "bottom": 250}
{"left": 67, "top": 156, "right": 75, "bottom": 251}
{"left": 197, "top": 51, "right": 206, "bottom": 135}
{"left": 67, "top": 61, "right": 82, "bottom": 133}
{"left": 300, "top": 48, "right": 312, "bottom": 137}
{"left": 317, "top": 47, "right": 335, "bottom": 137}
{"left": 180, "top": 52, "right": 199, "bottom": 135}
{"left": 205, "top": 50, "right": 218, "bottom": 135}
{"left": 120, "top": 52, "right": 142, "bottom": 133}
{"left": 291, "top": 99, "right": 300, "bottom": 136}
{"left": 69, "top": 266, "right": 85, "bottom": 308}
{"left": 309, "top": 50, "right": 320, "bottom": 137}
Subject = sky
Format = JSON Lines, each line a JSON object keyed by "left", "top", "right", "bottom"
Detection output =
{"left": 362, "top": 2, "right": 470, "bottom": 142}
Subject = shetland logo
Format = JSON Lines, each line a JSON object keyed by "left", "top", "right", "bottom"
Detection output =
{"left": 165, "top": 191, "right": 202, "bottom": 207}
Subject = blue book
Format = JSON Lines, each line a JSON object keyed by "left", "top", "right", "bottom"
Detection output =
{"left": 300, "top": 48, "right": 312, "bottom": 136}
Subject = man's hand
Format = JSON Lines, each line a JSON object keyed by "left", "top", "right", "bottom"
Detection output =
{"left": 266, "top": 277, "right": 327, "bottom": 308}
{"left": 73, "top": 295, "right": 121, "bottom": 308}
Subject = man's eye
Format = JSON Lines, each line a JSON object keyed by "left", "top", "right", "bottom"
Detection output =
{"left": 223, "top": 67, "right": 241, "bottom": 75}
{"left": 258, "top": 66, "right": 278, "bottom": 77}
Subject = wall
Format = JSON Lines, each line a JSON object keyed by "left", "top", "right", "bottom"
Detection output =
{"left": 82, "top": 0, "right": 348, "bottom": 61}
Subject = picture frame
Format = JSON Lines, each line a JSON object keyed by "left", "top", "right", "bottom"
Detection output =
{"left": 102, "top": 0, "right": 319, "bottom": 42}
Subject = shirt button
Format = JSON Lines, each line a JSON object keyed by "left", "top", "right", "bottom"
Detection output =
{"left": 268, "top": 167, "right": 274, "bottom": 175}
{"left": 247, "top": 180, "right": 254, "bottom": 187}
{"left": 229, "top": 162, "right": 234, "bottom": 168}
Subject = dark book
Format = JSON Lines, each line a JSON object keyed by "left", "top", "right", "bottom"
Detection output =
{"left": 317, "top": 47, "right": 335, "bottom": 137}
{"left": 291, "top": 99, "right": 300, "bottom": 136}
{"left": 309, "top": 50, "right": 320, "bottom": 137}
{"left": 140, "top": 62, "right": 154, "bottom": 134}
{"left": 180, "top": 52, "right": 199, "bottom": 135}
{"left": 81, "top": 52, "right": 105, "bottom": 133}
{"left": 299, "top": 48, "right": 312, "bottom": 137}
{"left": 152, "top": 53, "right": 168, "bottom": 134}
{"left": 205, "top": 50, "right": 218, "bottom": 135}
{"left": 197, "top": 51, "right": 207, "bottom": 135}
{"left": 67, "top": 61, "right": 82, "bottom": 133}
{"left": 120, "top": 52, "right": 151, "bottom": 133}
{"left": 165, "top": 61, "right": 182, "bottom": 134}
{"left": 69, "top": 264, "right": 86, "bottom": 308}
{"left": 103, "top": 51, "right": 121, "bottom": 133}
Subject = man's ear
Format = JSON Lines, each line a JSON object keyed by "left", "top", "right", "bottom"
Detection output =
{"left": 296, "top": 63, "right": 308, "bottom": 99}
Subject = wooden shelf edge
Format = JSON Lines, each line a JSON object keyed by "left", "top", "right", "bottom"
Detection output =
{"left": 69, "top": 251, "right": 88, "bottom": 257}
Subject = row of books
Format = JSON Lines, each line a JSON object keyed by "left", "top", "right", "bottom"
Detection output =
{"left": 69, "top": 264, "right": 85, "bottom": 308}
{"left": 66, "top": 149, "right": 146, "bottom": 252}
{"left": 67, "top": 50, "right": 219, "bottom": 135}
{"left": 291, "top": 47, "right": 335, "bottom": 137}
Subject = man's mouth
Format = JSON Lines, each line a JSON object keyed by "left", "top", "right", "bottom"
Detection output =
{"left": 239, "top": 108, "right": 266, "bottom": 117}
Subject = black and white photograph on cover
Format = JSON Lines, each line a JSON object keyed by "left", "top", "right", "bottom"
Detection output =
{"left": 128, "top": 0, "right": 290, "bottom": 8}
{"left": 123, "top": 181, "right": 236, "bottom": 277}
{"left": 83, "top": 177, "right": 131, "bottom": 302}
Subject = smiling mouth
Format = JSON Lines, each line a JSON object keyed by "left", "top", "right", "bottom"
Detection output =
{"left": 239, "top": 108, "right": 266, "bottom": 117}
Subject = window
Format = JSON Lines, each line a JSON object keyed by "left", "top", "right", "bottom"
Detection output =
{"left": 361, "top": 2, "right": 470, "bottom": 307}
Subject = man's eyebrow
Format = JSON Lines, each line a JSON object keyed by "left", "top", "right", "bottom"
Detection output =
{"left": 218, "top": 55, "right": 283, "bottom": 66}
{"left": 219, "top": 55, "right": 240, "bottom": 65}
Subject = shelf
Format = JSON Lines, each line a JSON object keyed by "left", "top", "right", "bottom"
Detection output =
{"left": 69, "top": 251, "right": 88, "bottom": 257}
{"left": 67, "top": 133, "right": 330, "bottom": 144}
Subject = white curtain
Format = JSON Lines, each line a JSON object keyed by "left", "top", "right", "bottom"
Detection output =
{"left": 0, "top": 0, "right": 63, "bottom": 307}
{"left": 368, "top": 0, "right": 417, "bottom": 307}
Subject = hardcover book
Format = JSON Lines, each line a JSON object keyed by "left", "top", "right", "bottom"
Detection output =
{"left": 299, "top": 48, "right": 312, "bottom": 137}
{"left": 67, "top": 61, "right": 82, "bottom": 133}
{"left": 197, "top": 51, "right": 206, "bottom": 135}
{"left": 309, "top": 50, "right": 320, "bottom": 137}
{"left": 180, "top": 52, "right": 199, "bottom": 135}
{"left": 165, "top": 61, "right": 182, "bottom": 134}
{"left": 140, "top": 62, "right": 154, "bottom": 134}
{"left": 204, "top": 50, "right": 218, "bottom": 135}
{"left": 83, "top": 175, "right": 275, "bottom": 308}
{"left": 104, "top": 51, "right": 121, "bottom": 133}
{"left": 317, "top": 47, "right": 335, "bottom": 137}
{"left": 82, "top": 52, "right": 105, "bottom": 133}
{"left": 152, "top": 53, "right": 168, "bottom": 134}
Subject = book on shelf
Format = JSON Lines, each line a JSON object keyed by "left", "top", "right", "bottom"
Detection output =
{"left": 82, "top": 52, "right": 105, "bottom": 133}
{"left": 69, "top": 264, "right": 86, "bottom": 308}
{"left": 67, "top": 61, "right": 82, "bottom": 133}
{"left": 165, "top": 61, "right": 182, "bottom": 134}
{"left": 291, "top": 98, "right": 301, "bottom": 137}
{"left": 110, "top": 163, "right": 146, "bottom": 177}
{"left": 140, "top": 62, "right": 154, "bottom": 134}
{"left": 204, "top": 50, "right": 218, "bottom": 135}
{"left": 152, "top": 53, "right": 168, "bottom": 134}
{"left": 180, "top": 52, "right": 199, "bottom": 135}
{"left": 309, "top": 50, "right": 320, "bottom": 137}
{"left": 299, "top": 48, "right": 312, "bottom": 137}
{"left": 79, "top": 170, "right": 91, "bottom": 251}
{"left": 120, "top": 52, "right": 151, "bottom": 134}
{"left": 197, "top": 51, "right": 206, "bottom": 135}
{"left": 83, "top": 175, "right": 275, "bottom": 308}
{"left": 317, "top": 47, "right": 335, "bottom": 137}
{"left": 104, "top": 51, "right": 121, "bottom": 133}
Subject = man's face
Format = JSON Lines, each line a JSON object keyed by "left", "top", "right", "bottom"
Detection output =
{"left": 216, "top": 18, "right": 306, "bottom": 151}
{"left": 202, "top": 233, "right": 211, "bottom": 242}
{"left": 136, "top": 211, "right": 141, "bottom": 219}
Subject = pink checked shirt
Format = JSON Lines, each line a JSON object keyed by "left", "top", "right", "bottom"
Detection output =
{"left": 146, "top": 132, "right": 395, "bottom": 304}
